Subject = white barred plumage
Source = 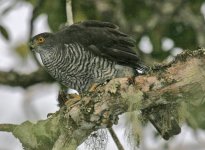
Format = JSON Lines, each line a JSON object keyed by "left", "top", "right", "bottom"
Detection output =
{"left": 40, "top": 43, "right": 117, "bottom": 92}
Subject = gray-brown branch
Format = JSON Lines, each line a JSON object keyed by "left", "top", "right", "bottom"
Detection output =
{"left": 0, "top": 49, "right": 205, "bottom": 149}
{"left": 0, "top": 68, "right": 54, "bottom": 88}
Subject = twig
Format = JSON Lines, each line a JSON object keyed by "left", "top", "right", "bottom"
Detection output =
{"left": 108, "top": 128, "right": 125, "bottom": 150}
{"left": 29, "top": 0, "right": 44, "bottom": 39}
{"left": 66, "top": 0, "right": 73, "bottom": 26}
{"left": 0, "top": 124, "right": 17, "bottom": 132}
{"left": 0, "top": 68, "right": 54, "bottom": 88}
{"left": 29, "top": 0, "right": 45, "bottom": 67}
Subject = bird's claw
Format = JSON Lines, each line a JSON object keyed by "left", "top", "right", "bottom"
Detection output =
{"left": 89, "top": 83, "right": 99, "bottom": 92}
{"left": 65, "top": 93, "right": 81, "bottom": 108}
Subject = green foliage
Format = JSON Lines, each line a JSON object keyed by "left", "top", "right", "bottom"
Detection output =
{"left": 166, "top": 22, "right": 197, "bottom": 49}
{"left": 122, "top": 0, "right": 152, "bottom": 22}
{"left": 188, "top": 0, "right": 205, "bottom": 14}
{"left": 43, "top": 0, "right": 67, "bottom": 31}
{"left": 73, "top": 0, "right": 98, "bottom": 21}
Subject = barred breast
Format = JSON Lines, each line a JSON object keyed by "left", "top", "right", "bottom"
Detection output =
{"left": 40, "top": 43, "right": 120, "bottom": 92}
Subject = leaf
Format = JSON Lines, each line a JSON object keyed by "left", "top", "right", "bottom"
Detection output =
{"left": 0, "top": 25, "right": 9, "bottom": 40}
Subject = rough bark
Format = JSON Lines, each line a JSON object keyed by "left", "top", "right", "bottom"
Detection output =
{"left": 0, "top": 49, "right": 205, "bottom": 149}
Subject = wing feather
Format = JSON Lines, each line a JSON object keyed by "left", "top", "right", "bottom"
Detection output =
{"left": 81, "top": 20, "right": 118, "bottom": 29}
{"left": 58, "top": 20, "right": 146, "bottom": 70}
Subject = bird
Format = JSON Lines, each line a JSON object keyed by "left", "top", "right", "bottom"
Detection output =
{"left": 29, "top": 20, "right": 146, "bottom": 93}
{"left": 29, "top": 20, "right": 180, "bottom": 140}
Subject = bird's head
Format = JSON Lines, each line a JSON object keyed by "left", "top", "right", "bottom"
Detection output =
{"left": 29, "top": 33, "right": 56, "bottom": 54}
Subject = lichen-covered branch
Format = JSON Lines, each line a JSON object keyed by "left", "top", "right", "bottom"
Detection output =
{"left": 0, "top": 68, "right": 54, "bottom": 88}
{"left": 0, "top": 49, "right": 205, "bottom": 149}
{"left": 0, "top": 124, "right": 17, "bottom": 132}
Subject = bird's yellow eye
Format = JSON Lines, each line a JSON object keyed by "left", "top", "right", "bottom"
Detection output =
{"left": 37, "top": 37, "right": 45, "bottom": 44}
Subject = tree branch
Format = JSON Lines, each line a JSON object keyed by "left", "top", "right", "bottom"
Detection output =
{"left": 108, "top": 128, "right": 124, "bottom": 150}
{"left": 0, "top": 124, "right": 17, "bottom": 132}
{"left": 0, "top": 49, "right": 205, "bottom": 149}
{"left": 0, "top": 68, "right": 54, "bottom": 88}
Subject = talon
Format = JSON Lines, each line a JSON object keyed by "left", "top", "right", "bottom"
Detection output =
{"left": 58, "top": 90, "right": 81, "bottom": 107}
{"left": 65, "top": 94, "right": 81, "bottom": 107}
{"left": 89, "top": 83, "right": 99, "bottom": 92}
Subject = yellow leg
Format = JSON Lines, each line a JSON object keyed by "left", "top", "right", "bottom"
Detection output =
{"left": 65, "top": 93, "right": 81, "bottom": 107}
{"left": 89, "top": 83, "right": 99, "bottom": 92}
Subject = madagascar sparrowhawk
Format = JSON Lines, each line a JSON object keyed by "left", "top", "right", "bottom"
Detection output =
{"left": 29, "top": 20, "right": 180, "bottom": 140}
{"left": 29, "top": 20, "right": 145, "bottom": 92}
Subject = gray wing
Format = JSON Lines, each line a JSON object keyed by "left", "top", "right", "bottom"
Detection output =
{"left": 59, "top": 20, "right": 147, "bottom": 71}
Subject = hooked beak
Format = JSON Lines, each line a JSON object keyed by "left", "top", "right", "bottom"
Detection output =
{"left": 28, "top": 41, "right": 35, "bottom": 51}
